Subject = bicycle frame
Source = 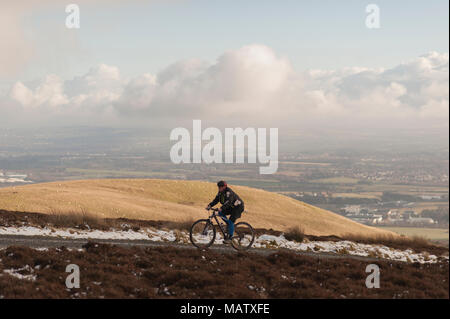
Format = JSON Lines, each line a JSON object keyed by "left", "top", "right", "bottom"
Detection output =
{"left": 208, "top": 210, "right": 230, "bottom": 238}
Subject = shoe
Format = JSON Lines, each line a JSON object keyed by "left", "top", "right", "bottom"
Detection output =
{"left": 223, "top": 237, "right": 232, "bottom": 244}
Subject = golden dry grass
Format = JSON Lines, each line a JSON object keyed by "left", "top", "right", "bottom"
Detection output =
{"left": 0, "top": 179, "right": 395, "bottom": 236}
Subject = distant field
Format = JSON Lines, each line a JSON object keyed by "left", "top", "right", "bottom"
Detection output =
{"left": 395, "top": 202, "right": 449, "bottom": 214}
{"left": 333, "top": 192, "right": 381, "bottom": 199}
{"left": 376, "top": 227, "right": 449, "bottom": 241}
{"left": 361, "top": 184, "right": 448, "bottom": 195}
{"left": 65, "top": 168, "right": 181, "bottom": 179}
{"left": 0, "top": 179, "right": 394, "bottom": 237}
{"left": 311, "top": 177, "right": 360, "bottom": 184}
{"left": 280, "top": 161, "right": 331, "bottom": 166}
{"left": 313, "top": 180, "right": 448, "bottom": 204}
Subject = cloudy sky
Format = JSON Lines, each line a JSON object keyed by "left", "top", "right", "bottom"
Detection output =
{"left": 0, "top": 0, "right": 448, "bottom": 135}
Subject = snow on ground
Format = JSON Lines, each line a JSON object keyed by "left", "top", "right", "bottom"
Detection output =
{"left": 1, "top": 265, "right": 37, "bottom": 281}
{"left": 0, "top": 226, "right": 447, "bottom": 264}
{"left": 254, "top": 234, "right": 448, "bottom": 264}
{"left": 0, "top": 225, "right": 151, "bottom": 240}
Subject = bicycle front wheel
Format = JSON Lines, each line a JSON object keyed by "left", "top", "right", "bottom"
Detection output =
{"left": 231, "top": 222, "right": 255, "bottom": 251}
{"left": 189, "top": 219, "right": 216, "bottom": 249}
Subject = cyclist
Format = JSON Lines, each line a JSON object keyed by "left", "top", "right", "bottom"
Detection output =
{"left": 206, "top": 180, "right": 244, "bottom": 244}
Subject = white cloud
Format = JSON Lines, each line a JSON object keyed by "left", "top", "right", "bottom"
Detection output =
{"left": 10, "top": 75, "right": 68, "bottom": 109}
{"left": 1, "top": 46, "right": 448, "bottom": 130}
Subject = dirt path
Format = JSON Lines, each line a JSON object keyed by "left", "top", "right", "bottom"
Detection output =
{"left": 0, "top": 234, "right": 383, "bottom": 262}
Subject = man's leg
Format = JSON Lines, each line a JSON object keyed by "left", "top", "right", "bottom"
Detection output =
{"left": 228, "top": 216, "right": 235, "bottom": 238}
{"left": 219, "top": 209, "right": 233, "bottom": 240}
{"left": 228, "top": 206, "right": 243, "bottom": 238}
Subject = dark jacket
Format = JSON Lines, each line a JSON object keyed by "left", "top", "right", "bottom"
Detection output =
{"left": 208, "top": 187, "right": 244, "bottom": 212}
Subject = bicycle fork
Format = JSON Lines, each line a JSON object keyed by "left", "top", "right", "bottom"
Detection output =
{"left": 201, "top": 222, "right": 211, "bottom": 236}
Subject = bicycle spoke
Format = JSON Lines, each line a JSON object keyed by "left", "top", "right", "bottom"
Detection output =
{"left": 231, "top": 222, "right": 255, "bottom": 250}
{"left": 190, "top": 219, "right": 216, "bottom": 248}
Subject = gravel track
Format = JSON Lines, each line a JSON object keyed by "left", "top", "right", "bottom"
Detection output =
{"left": 0, "top": 234, "right": 382, "bottom": 262}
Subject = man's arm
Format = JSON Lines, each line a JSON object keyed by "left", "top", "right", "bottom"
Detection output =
{"left": 207, "top": 193, "right": 220, "bottom": 208}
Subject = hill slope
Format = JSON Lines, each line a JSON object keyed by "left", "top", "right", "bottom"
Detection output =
{"left": 0, "top": 179, "right": 392, "bottom": 236}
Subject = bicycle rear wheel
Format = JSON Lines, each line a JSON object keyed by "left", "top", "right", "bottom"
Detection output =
{"left": 231, "top": 222, "right": 255, "bottom": 251}
{"left": 190, "top": 219, "right": 216, "bottom": 249}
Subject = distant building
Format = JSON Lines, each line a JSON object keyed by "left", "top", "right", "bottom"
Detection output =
{"left": 386, "top": 218, "right": 404, "bottom": 224}
{"left": 420, "top": 195, "right": 441, "bottom": 200}
{"left": 371, "top": 215, "right": 383, "bottom": 224}
{"left": 408, "top": 217, "right": 435, "bottom": 224}
{"left": 403, "top": 211, "right": 416, "bottom": 220}
{"left": 344, "top": 205, "right": 361, "bottom": 214}
{"left": 387, "top": 209, "right": 401, "bottom": 218}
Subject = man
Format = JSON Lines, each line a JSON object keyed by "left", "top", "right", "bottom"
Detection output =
{"left": 206, "top": 180, "right": 244, "bottom": 244}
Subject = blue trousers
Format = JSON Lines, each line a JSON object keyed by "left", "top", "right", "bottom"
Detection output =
{"left": 218, "top": 211, "right": 235, "bottom": 237}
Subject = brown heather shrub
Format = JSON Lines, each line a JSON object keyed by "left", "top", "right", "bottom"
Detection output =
{"left": 284, "top": 226, "right": 305, "bottom": 243}
{"left": 165, "top": 218, "right": 196, "bottom": 232}
{"left": 340, "top": 233, "right": 447, "bottom": 256}
{"left": 0, "top": 243, "right": 448, "bottom": 299}
{"left": 47, "top": 208, "right": 111, "bottom": 230}
{"left": 337, "top": 247, "right": 349, "bottom": 255}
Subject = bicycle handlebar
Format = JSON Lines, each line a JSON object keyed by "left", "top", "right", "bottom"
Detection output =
{"left": 206, "top": 207, "right": 221, "bottom": 218}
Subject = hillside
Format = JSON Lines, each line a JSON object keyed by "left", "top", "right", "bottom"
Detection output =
{"left": 0, "top": 179, "right": 393, "bottom": 237}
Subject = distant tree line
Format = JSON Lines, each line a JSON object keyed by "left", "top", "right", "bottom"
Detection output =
{"left": 291, "top": 194, "right": 378, "bottom": 205}
{"left": 421, "top": 207, "right": 449, "bottom": 225}
{"left": 381, "top": 192, "right": 419, "bottom": 202}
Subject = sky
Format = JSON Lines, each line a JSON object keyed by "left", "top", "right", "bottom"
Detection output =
{"left": 0, "top": 0, "right": 448, "bottom": 136}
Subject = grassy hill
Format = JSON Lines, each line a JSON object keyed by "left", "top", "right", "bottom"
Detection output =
{"left": 0, "top": 179, "right": 393, "bottom": 236}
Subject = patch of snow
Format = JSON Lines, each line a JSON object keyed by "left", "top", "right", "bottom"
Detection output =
{"left": 253, "top": 234, "right": 448, "bottom": 264}
{"left": 0, "top": 226, "right": 152, "bottom": 240}
{"left": 0, "top": 226, "right": 447, "bottom": 264}
{"left": 3, "top": 265, "right": 37, "bottom": 281}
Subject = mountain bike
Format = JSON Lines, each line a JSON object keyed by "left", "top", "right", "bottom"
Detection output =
{"left": 189, "top": 207, "right": 255, "bottom": 251}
